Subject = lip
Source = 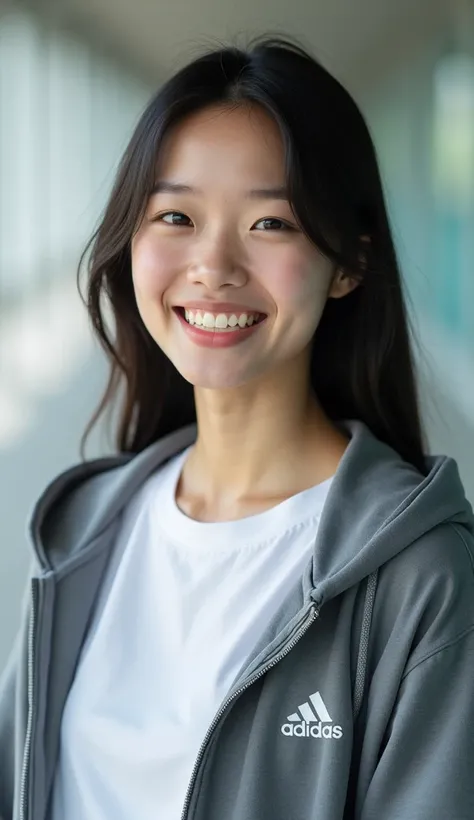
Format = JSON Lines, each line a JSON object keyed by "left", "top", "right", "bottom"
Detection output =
{"left": 174, "top": 307, "right": 266, "bottom": 349}
{"left": 176, "top": 301, "right": 266, "bottom": 315}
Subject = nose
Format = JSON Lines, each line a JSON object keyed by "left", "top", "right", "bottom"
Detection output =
{"left": 186, "top": 231, "right": 248, "bottom": 291}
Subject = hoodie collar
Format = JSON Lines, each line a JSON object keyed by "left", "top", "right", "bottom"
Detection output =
{"left": 29, "top": 420, "right": 474, "bottom": 603}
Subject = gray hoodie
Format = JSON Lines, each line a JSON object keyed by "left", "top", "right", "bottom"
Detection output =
{"left": 1, "top": 419, "right": 474, "bottom": 820}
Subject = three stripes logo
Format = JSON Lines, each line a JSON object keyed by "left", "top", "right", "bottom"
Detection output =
{"left": 281, "top": 691, "right": 343, "bottom": 739}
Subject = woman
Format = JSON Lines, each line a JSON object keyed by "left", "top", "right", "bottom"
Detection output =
{"left": 1, "top": 37, "right": 474, "bottom": 820}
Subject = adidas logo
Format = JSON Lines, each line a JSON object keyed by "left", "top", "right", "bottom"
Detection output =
{"left": 281, "top": 691, "right": 343, "bottom": 739}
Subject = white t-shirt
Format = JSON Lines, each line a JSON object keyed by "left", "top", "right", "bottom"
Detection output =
{"left": 51, "top": 447, "right": 334, "bottom": 820}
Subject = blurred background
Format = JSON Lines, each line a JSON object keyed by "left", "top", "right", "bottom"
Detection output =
{"left": 0, "top": 0, "right": 473, "bottom": 668}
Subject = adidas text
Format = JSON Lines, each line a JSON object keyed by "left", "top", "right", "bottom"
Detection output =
{"left": 281, "top": 722, "right": 343, "bottom": 739}
{"left": 281, "top": 691, "right": 343, "bottom": 739}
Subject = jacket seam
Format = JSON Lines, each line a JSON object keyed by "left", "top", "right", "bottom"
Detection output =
{"left": 353, "top": 570, "right": 378, "bottom": 721}
{"left": 401, "top": 623, "right": 474, "bottom": 680}
{"left": 450, "top": 522, "right": 474, "bottom": 577}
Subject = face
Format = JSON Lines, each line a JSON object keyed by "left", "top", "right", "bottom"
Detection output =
{"left": 131, "top": 103, "right": 349, "bottom": 390}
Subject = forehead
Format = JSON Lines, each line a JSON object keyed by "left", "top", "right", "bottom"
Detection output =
{"left": 155, "top": 103, "right": 286, "bottom": 183}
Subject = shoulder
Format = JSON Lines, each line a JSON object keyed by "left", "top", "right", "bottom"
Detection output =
{"left": 371, "top": 521, "right": 474, "bottom": 669}
{"left": 383, "top": 518, "right": 474, "bottom": 589}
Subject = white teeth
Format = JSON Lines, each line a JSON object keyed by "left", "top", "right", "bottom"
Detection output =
{"left": 182, "top": 309, "right": 261, "bottom": 330}
{"left": 215, "top": 313, "right": 228, "bottom": 329}
{"left": 202, "top": 312, "right": 216, "bottom": 328}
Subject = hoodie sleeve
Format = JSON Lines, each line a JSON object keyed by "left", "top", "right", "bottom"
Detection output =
{"left": 359, "top": 627, "right": 474, "bottom": 820}
{"left": 0, "top": 637, "right": 21, "bottom": 820}
{"left": 0, "top": 573, "right": 32, "bottom": 820}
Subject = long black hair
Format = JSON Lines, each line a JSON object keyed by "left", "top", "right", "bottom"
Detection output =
{"left": 78, "top": 36, "right": 427, "bottom": 473}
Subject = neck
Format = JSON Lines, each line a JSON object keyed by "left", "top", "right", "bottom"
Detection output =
{"left": 178, "top": 361, "right": 350, "bottom": 519}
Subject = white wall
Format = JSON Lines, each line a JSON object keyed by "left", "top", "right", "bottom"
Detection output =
{"left": 0, "top": 6, "right": 151, "bottom": 668}
{"left": 364, "top": 38, "right": 474, "bottom": 502}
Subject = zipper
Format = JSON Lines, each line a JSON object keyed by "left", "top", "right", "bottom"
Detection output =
{"left": 180, "top": 601, "right": 319, "bottom": 820}
{"left": 19, "top": 579, "right": 39, "bottom": 820}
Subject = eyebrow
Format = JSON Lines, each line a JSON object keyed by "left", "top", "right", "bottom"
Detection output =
{"left": 151, "top": 181, "right": 289, "bottom": 200}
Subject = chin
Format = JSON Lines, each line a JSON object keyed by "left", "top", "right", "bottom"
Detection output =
{"left": 178, "top": 364, "right": 257, "bottom": 391}
{"left": 183, "top": 374, "right": 249, "bottom": 391}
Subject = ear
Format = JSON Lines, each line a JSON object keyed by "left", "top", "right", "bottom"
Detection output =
{"left": 328, "top": 268, "right": 360, "bottom": 299}
{"left": 328, "top": 235, "right": 370, "bottom": 299}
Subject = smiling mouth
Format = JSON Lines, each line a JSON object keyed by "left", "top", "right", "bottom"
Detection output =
{"left": 174, "top": 307, "right": 266, "bottom": 332}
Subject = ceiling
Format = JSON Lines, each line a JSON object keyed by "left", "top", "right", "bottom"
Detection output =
{"left": 28, "top": 0, "right": 450, "bottom": 95}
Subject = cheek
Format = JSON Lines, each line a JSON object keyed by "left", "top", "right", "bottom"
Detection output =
{"left": 265, "top": 252, "right": 331, "bottom": 312}
{"left": 131, "top": 234, "right": 178, "bottom": 296}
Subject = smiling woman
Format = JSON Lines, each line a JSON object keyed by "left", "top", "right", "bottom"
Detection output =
{"left": 130, "top": 103, "right": 344, "bottom": 388}
{"left": 78, "top": 37, "right": 426, "bottom": 469}
{"left": 1, "top": 35, "right": 474, "bottom": 820}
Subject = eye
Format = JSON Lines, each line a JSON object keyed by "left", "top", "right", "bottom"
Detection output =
{"left": 155, "top": 211, "right": 193, "bottom": 226}
{"left": 252, "top": 217, "right": 293, "bottom": 231}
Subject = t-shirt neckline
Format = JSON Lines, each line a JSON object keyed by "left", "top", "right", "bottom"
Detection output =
{"left": 148, "top": 447, "right": 335, "bottom": 550}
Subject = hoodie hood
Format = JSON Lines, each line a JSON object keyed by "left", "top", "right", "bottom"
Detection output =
{"left": 28, "top": 419, "right": 474, "bottom": 604}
